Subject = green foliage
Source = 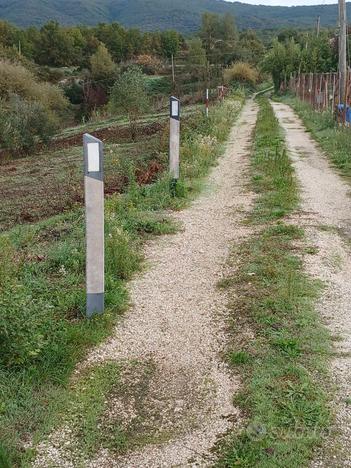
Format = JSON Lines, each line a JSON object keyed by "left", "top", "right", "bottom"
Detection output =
{"left": 0, "top": 96, "right": 244, "bottom": 465}
{"left": 252, "top": 97, "right": 298, "bottom": 221}
{"left": 106, "top": 226, "right": 142, "bottom": 280}
{"left": 0, "top": 287, "right": 51, "bottom": 367}
{"left": 34, "top": 21, "right": 78, "bottom": 67}
{"left": 262, "top": 38, "right": 300, "bottom": 92}
{"left": 160, "top": 30, "right": 181, "bottom": 59}
{"left": 219, "top": 98, "right": 330, "bottom": 467}
{"left": 237, "top": 30, "right": 265, "bottom": 66}
{"left": 200, "top": 12, "right": 238, "bottom": 64}
{"left": 0, "top": 59, "right": 69, "bottom": 124}
{"left": 186, "top": 38, "right": 207, "bottom": 82}
{"left": 299, "top": 31, "right": 337, "bottom": 73}
{"left": 262, "top": 30, "right": 337, "bottom": 92}
{"left": 0, "top": 236, "right": 17, "bottom": 289}
{"left": 90, "top": 43, "right": 117, "bottom": 81}
{"left": 0, "top": 2, "right": 348, "bottom": 35}
{"left": 224, "top": 62, "right": 259, "bottom": 86}
{"left": 109, "top": 66, "right": 149, "bottom": 138}
{"left": 229, "top": 351, "right": 252, "bottom": 366}
{"left": 0, "top": 95, "right": 57, "bottom": 152}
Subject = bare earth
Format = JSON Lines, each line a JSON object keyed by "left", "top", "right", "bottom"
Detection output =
{"left": 272, "top": 102, "right": 351, "bottom": 467}
{"left": 34, "top": 101, "right": 258, "bottom": 467}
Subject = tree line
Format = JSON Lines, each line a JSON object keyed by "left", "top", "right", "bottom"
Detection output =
{"left": 0, "top": 20, "right": 183, "bottom": 67}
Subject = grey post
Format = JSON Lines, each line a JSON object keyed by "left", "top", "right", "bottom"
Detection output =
{"left": 169, "top": 96, "right": 180, "bottom": 190}
{"left": 83, "top": 134, "right": 104, "bottom": 317}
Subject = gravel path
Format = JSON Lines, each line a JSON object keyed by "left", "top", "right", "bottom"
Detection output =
{"left": 34, "top": 101, "right": 258, "bottom": 467}
{"left": 272, "top": 101, "right": 351, "bottom": 467}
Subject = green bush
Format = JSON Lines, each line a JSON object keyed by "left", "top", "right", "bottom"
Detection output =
{"left": 106, "top": 226, "right": 142, "bottom": 280}
{"left": 224, "top": 61, "right": 259, "bottom": 86}
{"left": 0, "top": 95, "right": 57, "bottom": 152}
{"left": 0, "top": 287, "right": 50, "bottom": 367}
{"left": 0, "top": 60, "right": 69, "bottom": 115}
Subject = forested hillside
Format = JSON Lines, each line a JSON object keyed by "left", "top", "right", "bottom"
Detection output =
{"left": 0, "top": 0, "right": 348, "bottom": 32}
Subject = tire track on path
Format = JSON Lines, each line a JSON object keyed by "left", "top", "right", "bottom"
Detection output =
{"left": 272, "top": 101, "right": 351, "bottom": 468}
{"left": 34, "top": 100, "right": 258, "bottom": 468}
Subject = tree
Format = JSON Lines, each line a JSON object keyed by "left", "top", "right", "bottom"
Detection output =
{"left": 200, "top": 12, "right": 221, "bottom": 56}
{"left": 109, "top": 66, "right": 149, "bottom": 139}
{"left": 200, "top": 12, "right": 238, "bottom": 64}
{"left": 186, "top": 38, "right": 207, "bottom": 82}
{"left": 262, "top": 38, "right": 300, "bottom": 91}
{"left": 299, "top": 31, "right": 336, "bottom": 73}
{"left": 237, "top": 30, "right": 265, "bottom": 65}
{"left": 34, "top": 21, "right": 76, "bottom": 67}
{"left": 94, "top": 22, "right": 126, "bottom": 62}
{"left": 160, "top": 31, "right": 180, "bottom": 59}
{"left": 90, "top": 43, "right": 116, "bottom": 82}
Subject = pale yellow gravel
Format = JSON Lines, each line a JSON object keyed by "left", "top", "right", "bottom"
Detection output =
{"left": 272, "top": 102, "right": 351, "bottom": 468}
{"left": 34, "top": 101, "right": 258, "bottom": 467}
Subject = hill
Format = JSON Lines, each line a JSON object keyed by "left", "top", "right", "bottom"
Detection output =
{"left": 0, "top": 0, "right": 348, "bottom": 32}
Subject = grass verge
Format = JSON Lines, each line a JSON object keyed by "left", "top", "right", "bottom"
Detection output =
{"left": 0, "top": 94, "right": 244, "bottom": 466}
{"left": 278, "top": 95, "right": 351, "bottom": 178}
{"left": 217, "top": 97, "right": 331, "bottom": 467}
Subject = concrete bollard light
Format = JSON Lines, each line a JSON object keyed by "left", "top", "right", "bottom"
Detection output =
{"left": 169, "top": 96, "right": 180, "bottom": 195}
{"left": 83, "top": 134, "right": 105, "bottom": 317}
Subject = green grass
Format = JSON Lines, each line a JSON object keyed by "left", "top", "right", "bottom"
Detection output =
{"left": 279, "top": 95, "right": 351, "bottom": 178}
{"left": 0, "top": 95, "right": 244, "bottom": 466}
{"left": 251, "top": 98, "right": 298, "bottom": 222}
{"left": 217, "top": 97, "right": 331, "bottom": 467}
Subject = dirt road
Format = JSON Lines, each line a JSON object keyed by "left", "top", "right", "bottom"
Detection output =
{"left": 34, "top": 101, "right": 258, "bottom": 467}
{"left": 272, "top": 101, "right": 351, "bottom": 467}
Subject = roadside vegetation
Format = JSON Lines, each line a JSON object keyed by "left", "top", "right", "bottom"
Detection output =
{"left": 0, "top": 93, "right": 244, "bottom": 467}
{"left": 218, "top": 97, "right": 331, "bottom": 467}
{"left": 0, "top": 12, "right": 264, "bottom": 158}
{"left": 279, "top": 95, "right": 351, "bottom": 177}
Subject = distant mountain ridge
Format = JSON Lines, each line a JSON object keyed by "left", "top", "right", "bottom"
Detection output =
{"left": 0, "top": 0, "right": 348, "bottom": 32}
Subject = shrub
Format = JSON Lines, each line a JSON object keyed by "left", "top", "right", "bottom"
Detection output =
{"left": 133, "top": 55, "right": 163, "bottom": 75}
{"left": 224, "top": 62, "right": 259, "bottom": 86}
{"left": 109, "top": 66, "right": 149, "bottom": 139}
{"left": 0, "top": 286, "right": 50, "bottom": 367}
{"left": 106, "top": 226, "right": 142, "bottom": 280}
{"left": 90, "top": 43, "right": 117, "bottom": 82}
{"left": 64, "top": 80, "right": 84, "bottom": 105}
{"left": 0, "top": 95, "right": 57, "bottom": 152}
{"left": 0, "top": 60, "right": 69, "bottom": 121}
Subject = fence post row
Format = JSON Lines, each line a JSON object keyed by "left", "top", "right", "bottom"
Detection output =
{"left": 83, "top": 133, "right": 105, "bottom": 318}
{"left": 289, "top": 71, "right": 350, "bottom": 123}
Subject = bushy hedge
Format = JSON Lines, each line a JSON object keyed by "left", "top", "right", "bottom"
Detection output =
{"left": 0, "top": 60, "right": 70, "bottom": 152}
{"left": 224, "top": 61, "right": 259, "bottom": 86}
{"left": 0, "top": 95, "right": 57, "bottom": 152}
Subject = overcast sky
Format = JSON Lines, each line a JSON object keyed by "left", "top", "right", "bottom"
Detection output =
{"left": 231, "top": 1, "right": 338, "bottom": 5}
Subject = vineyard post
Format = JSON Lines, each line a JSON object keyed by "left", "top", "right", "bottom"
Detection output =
{"left": 83, "top": 134, "right": 105, "bottom": 318}
{"left": 169, "top": 96, "right": 180, "bottom": 195}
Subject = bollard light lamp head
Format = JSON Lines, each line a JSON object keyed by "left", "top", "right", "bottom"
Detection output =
{"left": 87, "top": 142, "right": 100, "bottom": 173}
{"left": 170, "top": 96, "right": 180, "bottom": 120}
{"left": 83, "top": 133, "right": 104, "bottom": 180}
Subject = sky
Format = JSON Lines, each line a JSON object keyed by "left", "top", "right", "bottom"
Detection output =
{"left": 232, "top": 1, "right": 338, "bottom": 5}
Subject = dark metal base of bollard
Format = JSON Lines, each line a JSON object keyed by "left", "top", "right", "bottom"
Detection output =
{"left": 87, "top": 293, "right": 104, "bottom": 318}
{"left": 170, "top": 178, "right": 178, "bottom": 197}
